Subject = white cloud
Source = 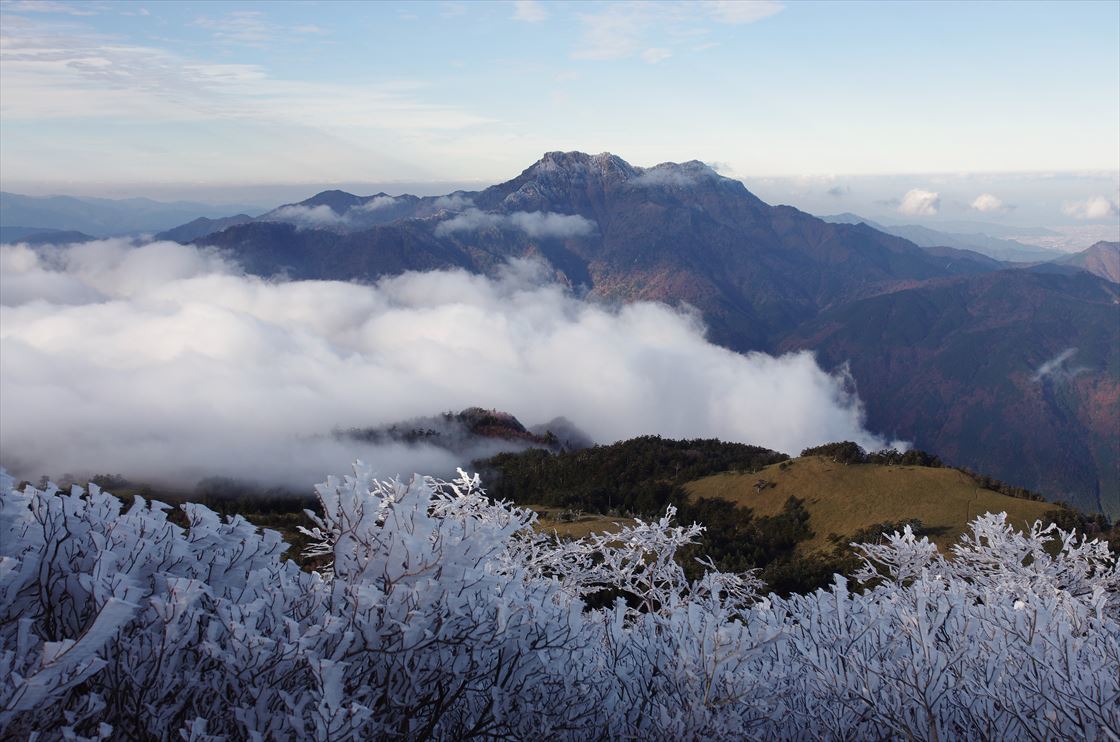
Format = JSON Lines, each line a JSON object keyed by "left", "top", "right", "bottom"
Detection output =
{"left": 897, "top": 188, "right": 941, "bottom": 216}
{"left": 574, "top": 1, "right": 782, "bottom": 61}
{"left": 0, "top": 240, "right": 235, "bottom": 306}
{"left": 353, "top": 195, "right": 399, "bottom": 212}
{"left": 434, "top": 210, "right": 505, "bottom": 235}
{"left": 508, "top": 211, "right": 596, "bottom": 238}
{"left": 701, "top": 0, "right": 784, "bottom": 24}
{"left": 631, "top": 164, "right": 718, "bottom": 188}
{"left": 433, "top": 194, "right": 474, "bottom": 211}
{"left": 1062, "top": 196, "right": 1119, "bottom": 220}
{"left": 440, "top": 2, "right": 467, "bottom": 18}
{"left": 3, "top": 0, "right": 98, "bottom": 15}
{"left": 1031, "top": 347, "right": 1084, "bottom": 383}
{"left": 512, "top": 0, "right": 548, "bottom": 23}
{"left": 435, "top": 209, "right": 596, "bottom": 238}
{"left": 573, "top": 4, "right": 647, "bottom": 60}
{"left": 191, "top": 10, "right": 276, "bottom": 47}
{"left": 0, "top": 17, "right": 492, "bottom": 133}
{"left": 0, "top": 240, "right": 899, "bottom": 488}
{"left": 267, "top": 204, "right": 348, "bottom": 226}
{"left": 970, "top": 193, "right": 1011, "bottom": 213}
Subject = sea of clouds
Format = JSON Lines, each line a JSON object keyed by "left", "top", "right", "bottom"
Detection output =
{"left": 0, "top": 238, "right": 902, "bottom": 489}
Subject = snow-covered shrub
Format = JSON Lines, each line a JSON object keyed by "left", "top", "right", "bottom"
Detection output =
{"left": 1, "top": 466, "right": 1117, "bottom": 740}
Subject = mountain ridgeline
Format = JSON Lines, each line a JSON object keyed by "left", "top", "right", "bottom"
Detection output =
{"left": 164, "top": 152, "right": 1118, "bottom": 516}
{"left": 195, "top": 153, "right": 1000, "bottom": 351}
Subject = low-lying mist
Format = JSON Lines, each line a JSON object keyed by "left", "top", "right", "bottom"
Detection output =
{"left": 0, "top": 239, "right": 904, "bottom": 490}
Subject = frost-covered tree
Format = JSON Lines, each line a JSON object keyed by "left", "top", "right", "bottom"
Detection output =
{"left": 1, "top": 466, "right": 1117, "bottom": 740}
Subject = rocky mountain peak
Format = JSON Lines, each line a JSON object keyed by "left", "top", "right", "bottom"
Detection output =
{"left": 281, "top": 189, "right": 365, "bottom": 215}
{"left": 486, "top": 151, "right": 742, "bottom": 214}
{"left": 527, "top": 151, "right": 640, "bottom": 182}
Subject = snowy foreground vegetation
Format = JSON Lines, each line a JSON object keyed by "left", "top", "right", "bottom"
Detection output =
{"left": 1, "top": 467, "right": 1117, "bottom": 740}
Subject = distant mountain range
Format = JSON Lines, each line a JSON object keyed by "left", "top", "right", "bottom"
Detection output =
{"left": 190, "top": 153, "right": 1003, "bottom": 351}
{"left": 154, "top": 215, "right": 257, "bottom": 243}
{"left": 5, "top": 154, "right": 1117, "bottom": 515}
{"left": 0, "top": 192, "right": 265, "bottom": 237}
{"left": 821, "top": 213, "right": 1065, "bottom": 263}
{"left": 0, "top": 226, "right": 96, "bottom": 245}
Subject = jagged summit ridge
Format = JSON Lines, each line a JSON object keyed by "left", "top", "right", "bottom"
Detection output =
{"left": 250, "top": 152, "right": 735, "bottom": 228}
{"left": 486, "top": 151, "right": 738, "bottom": 214}
{"left": 532, "top": 151, "right": 638, "bottom": 178}
{"left": 525, "top": 150, "right": 722, "bottom": 186}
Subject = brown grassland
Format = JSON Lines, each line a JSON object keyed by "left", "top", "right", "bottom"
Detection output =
{"left": 685, "top": 456, "right": 1056, "bottom": 552}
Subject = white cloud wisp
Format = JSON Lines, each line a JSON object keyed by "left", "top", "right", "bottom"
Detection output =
{"left": 434, "top": 209, "right": 596, "bottom": 238}
{"left": 897, "top": 188, "right": 941, "bottom": 216}
{"left": 512, "top": 0, "right": 548, "bottom": 23}
{"left": 266, "top": 204, "right": 349, "bottom": 226}
{"left": 0, "top": 239, "right": 901, "bottom": 488}
{"left": 970, "top": 193, "right": 1012, "bottom": 213}
{"left": 354, "top": 195, "right": 399, "bottom": 212}
{"left": 1062, "top": 196, "right": 1120, "bottom": 220}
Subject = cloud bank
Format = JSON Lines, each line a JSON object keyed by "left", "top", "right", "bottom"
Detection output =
{"left": 0, "top": 239, "right": 899, "bottom": 489}
{"left": 897, "top": 188, "right": 941, "bottom": 216}
{"left": 434, "top": 209, "right": 596, "bottom": 238}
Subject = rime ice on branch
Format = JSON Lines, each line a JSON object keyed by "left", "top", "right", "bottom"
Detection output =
{"left": 1, "top": 466, "right": 1117, "bottom": 739}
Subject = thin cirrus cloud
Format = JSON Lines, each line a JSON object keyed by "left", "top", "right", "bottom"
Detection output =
{"left": 0, "top": 239, "right": 901, "bottom": 488}
{"left": 897, "top": 188, "right": 941, "bottom": 216}
{"left": 702, "top": 0, "right": 786, "bottom": 24}
{"left": 512, "top": 0, "right": 548, "bottom": 23}
{"left": 641, "top": 48, "right": 673, "bottom": 64}
{"left": 192, "top": 9, "right": 328, "bottom": 45}
{"left": 573, "top": 1, "right": 783, "bottom": 62}
{"left": 0, "top": 15, "right": 490, "bottom": 133}
{"left": 191, "top": 10, "right": 275, "bottom": 47}
{"left": 1061, "top": 196, "right": 1120, "bottom": 220}
{"left": 1, "top": 0, "right": 99, "bottom": 15}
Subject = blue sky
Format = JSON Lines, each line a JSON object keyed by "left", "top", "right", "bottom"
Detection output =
{"left": 1, "top": 0, "right": 1118, "bottom": 229}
